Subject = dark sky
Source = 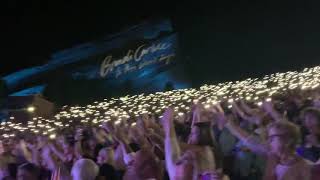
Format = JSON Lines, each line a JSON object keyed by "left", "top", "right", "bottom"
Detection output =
{"left": 1, "top": 0, "right": 175, "bottom": 75}
{"left": 2, "top": 0, "right": 320, "bottom": 84}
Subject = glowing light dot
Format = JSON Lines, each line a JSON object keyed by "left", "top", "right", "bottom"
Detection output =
{"left": 49, "top": 134, "right": 56, "bottom": 139}
{"left": 27, "top": 106, "right": 36, "bottom": 113}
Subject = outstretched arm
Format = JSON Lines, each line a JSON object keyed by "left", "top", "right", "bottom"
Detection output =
{"left": 42, "top": 146, "right": 60, "bottom": 172}
{"left": 216, "top": 104, "right": 268, "bottom": 156}
{"left": 192, "top": 105, "right": 201, "bottom": 127}
{"left": 162, "top": 108, "right": 181, "bottom": 179}
{"left": 262, "top": 101, "right": 283, "bottom": 122}
{"left": 49, "top": 143, "right": 67, "bottom": 162}
{"left": 239, "top": 100, "right": 256, "bottom": 115}
{"left": 19, "top": 140, "right": 32, "bottom": 163}
{"left": 232, "top": 101, "right": 265, "bottom": 126}
{"left": 109, "top": 125, "right": 135, "bottom": 166}
{"left": 232, "top": 102, "right": 254, "bottom": 122}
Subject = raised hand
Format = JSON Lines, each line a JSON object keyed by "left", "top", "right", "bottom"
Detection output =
{"left": 102, "top": 121, "right": 115, "bottom": 134}
{"left": 213, "top": 104, "right": 228, "bottom": 129}
{"left": 262, "top": 100, "right": 274, "bottom": 113}
{"left": 262, "top": 100, "right": 283, "bottom": 122}
{"left": 215, "top": 103, "right": 225, "bottom": 114}
{"left": 142, "top": 113, "right": 151, "bottom": 128}
{"left": 137, "top": 117, "right": 147, "bottom": 133}
{"left": 113, "top": 126, "right": 127, "bottom": 143}
{"left": 192, "top": 104, "right": 202, "bottom": 126}
{"left": 230, "top": 103, "right": 238, "bottom": 115}
{"left": 161, "top": 108, "right": 174, "bottom": 135}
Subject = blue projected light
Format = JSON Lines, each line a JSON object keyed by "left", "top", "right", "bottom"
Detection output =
{"left": 3, "top": 67, "right": 45, "bottom": 88}
{"left": 2, "top": 19, "right": 175, "bottom": 90}
{"left": 2, "top": 19, "right": 190, "bottom": 97}
{"left": 9, "top": 85, "right": 46, "bottom": 96}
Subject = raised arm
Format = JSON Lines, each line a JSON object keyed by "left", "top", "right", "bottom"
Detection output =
{"left": 49, "top": 143, "right": 67, "bottom": 162}
{"left": 108, "top": 125, "right": 136, "bottom": 166}
{"left": 26, "top": 142, "right": 41, "bottom": 166}
{"left": 232, "top": 101, "right": 254, "bottom": 121}
{"left": 145, "top": 130, "right": 165, "bottom": 154}
{"left": 239, "top": 100, "right": 256, "bottom": 115}
{"left": 262, "top": 101, "right": 283, "bottom": 122}
{"left": 116, "top": 130, "right": 133, "bottom": 160}
{"left": 232, "top": 101, "right": 265, "bottom": 126}
{"left": 162, "top": 108, "right": 181, "bottom": 179}
{"left": 215, "top": 105, "right": 250, "bottom": 142}
{"left": 191, "top": 104, "right": 202, "bottom": 128}
{"left": 19, "top": 140, "right": 33, "bottom": 162}
{"left": 42, "top": 145, "right": 60, "bottom": 172}
{"left": 216, "top": 104, "right": 268, "bottom": 156}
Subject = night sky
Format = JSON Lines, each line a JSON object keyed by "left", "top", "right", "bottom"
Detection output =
{"left": 2, "top": 0, "right": 320, "bottom": 85}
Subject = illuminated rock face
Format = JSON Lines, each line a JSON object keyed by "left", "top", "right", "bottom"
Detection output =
{"left": 3, "top": 19, "right": 189, "bottom": 102}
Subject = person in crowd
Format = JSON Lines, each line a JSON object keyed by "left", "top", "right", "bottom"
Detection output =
{"left": 163, "top": 107, "right": 228, "bottom": 180}
{"left": 97, "top": 147, "right": 118, "bottom": 180}
{"left": 2, "top": 86, "right": 320, "bottom": 180}
{"left": 218, "top": 104, "right": 313, "bottom": 180}
{"left": 297, "top": 107, "right": 320, "bottom": 162}
{"left": 49, "top": 134, "right": 75, "bottom": 167}
{"left": 229, "top": 101, "right": 268, "bottom": 180}
{"left": 110, "top": 121, "right": 163, "bottom": 180}
{"left": 102, "top": 122, "right": 127, "bottom": 172}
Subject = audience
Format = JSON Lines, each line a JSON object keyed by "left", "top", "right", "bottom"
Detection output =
{"left": 1, "top": 88, "right": 320, "bottom": 180}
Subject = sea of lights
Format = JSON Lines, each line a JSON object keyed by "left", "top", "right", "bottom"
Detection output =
{"left": 1, "top": 66, "right": 320, "bottom": 139}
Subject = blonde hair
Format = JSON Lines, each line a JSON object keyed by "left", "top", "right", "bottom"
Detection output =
{"left": 71, "top": 159, "right": 99, "bottom": 180}
{"left": 267, "top": 121, "right": 301, "bottom": 149}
